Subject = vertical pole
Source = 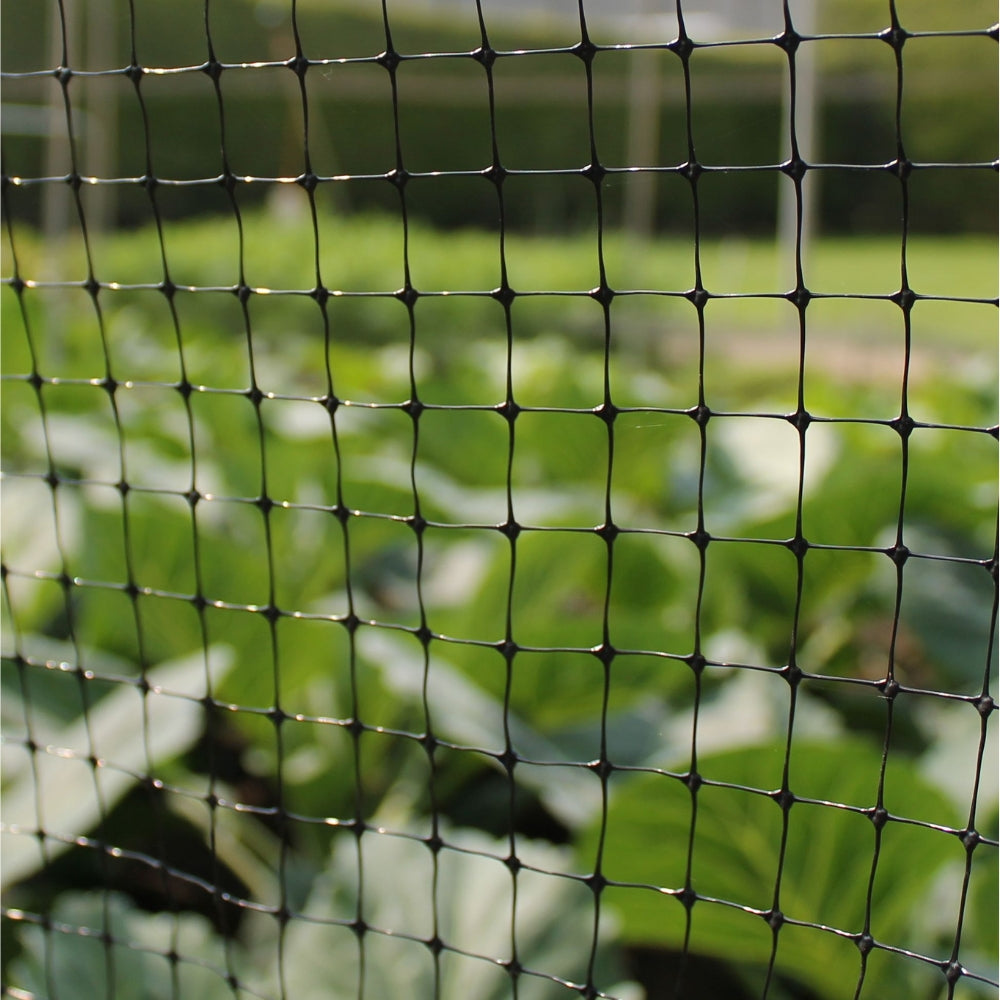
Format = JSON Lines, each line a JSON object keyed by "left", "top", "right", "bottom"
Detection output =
{"left": 43, "top": 0, "right": 75, "bottom": 244}
{"left": 778, "top": 0, "right": 818, "bottom": 282}
{"left": 624, "top": 23, "right": 662, "bottom": 243}
{"left": 86, "top": 0, "right": 117, "bottom": 232}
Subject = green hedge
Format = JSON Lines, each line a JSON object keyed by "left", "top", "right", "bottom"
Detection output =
{"left": 2, "top": 0, "right": 996, "bottom": 235}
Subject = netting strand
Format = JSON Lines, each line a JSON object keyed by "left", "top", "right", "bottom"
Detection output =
{"left": 1, "top": 2, "right": 996, "bottom": 999}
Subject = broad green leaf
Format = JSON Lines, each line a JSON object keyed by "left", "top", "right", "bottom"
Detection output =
{"left": 165, "top": 782, "right": 285, "bottom": 913}
{"left": 580, "top": 740, "right": 965, "bottom": 1000}
{"left": 361, "top": 631, "right": 602, "bottom": 828}
{"left": 2, "top": 644, "right": 234, "bottom": 889}
{"left": 280, "top": 825, "right": 642, "bottom": 1000}
{"left": 6, "top": 892, "right": 238, "bottom": 1000}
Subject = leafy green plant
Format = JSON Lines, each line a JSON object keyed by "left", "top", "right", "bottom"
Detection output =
{"left": 578, "top": 741, "right": 974, "bottom": 999}
{"left": 2, "top": 208, "right": 995, "bottom": 998}
{"left": 7, "top": 830, "right": 642, "bottom": 1000}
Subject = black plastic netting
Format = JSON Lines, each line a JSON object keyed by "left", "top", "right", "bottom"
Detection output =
{"left": 1, "top": 1, "right": 998, "bottom": 999}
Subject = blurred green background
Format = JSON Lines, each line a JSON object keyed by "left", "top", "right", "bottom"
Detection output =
{"left": 1, "top": 2, "right": 997, "bottom": 999}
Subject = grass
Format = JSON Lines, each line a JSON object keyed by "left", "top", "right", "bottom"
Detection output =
{"left": 11, "top": 206, "right": 996, "bottom": 295}
{"left": 5, "top": 205, "right": 996, "bottom": 319}
{"left": 4, "top": 206, "right": 995, "bottom": 430}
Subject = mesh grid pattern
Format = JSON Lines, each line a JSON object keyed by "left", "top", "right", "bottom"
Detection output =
{"left": 1, "top": 2, "right": 997, "bottom": 999}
